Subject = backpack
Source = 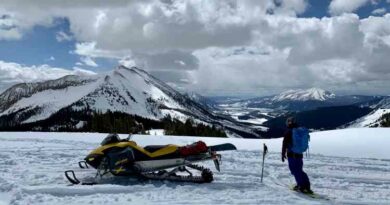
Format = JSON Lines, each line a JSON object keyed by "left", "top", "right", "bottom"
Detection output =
{"left": 290, "top": 127, "right": 310, "bottom": 154}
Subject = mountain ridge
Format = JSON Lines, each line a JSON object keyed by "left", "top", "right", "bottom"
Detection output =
{"left": 272, "top": 88, "right": 336, "bottom": 102}
{"left": 0, "top": 66, "right": 261, "bottom": 138}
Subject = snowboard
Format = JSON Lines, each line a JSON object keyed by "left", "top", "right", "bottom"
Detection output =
{"left": 289, "top": 185, "right": 330, "bottom": 201}
{"left": 208, "top": 143, "right": 237, "bottom": 152}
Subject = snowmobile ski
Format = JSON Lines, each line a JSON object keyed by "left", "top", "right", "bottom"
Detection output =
{"left": 65, "top": 170, "right": 80, "bottom": 185}
{"left": 208, "top": 143, "right": 237, "bottom": 152}
{"left": 78, "top": 161, "right": 89, "bottom": 169}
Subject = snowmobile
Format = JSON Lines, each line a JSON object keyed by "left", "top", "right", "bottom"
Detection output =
{"left": 65, "top": 134, "right": 237, "bottom": 185}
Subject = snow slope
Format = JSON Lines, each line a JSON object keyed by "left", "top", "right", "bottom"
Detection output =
{"left": 348, "top": 109, "right": 390, "bottom": 128}
{"left": 0, "top": 128, "right": 389, "bottom": 204}
{"left": 0, "top": 66, "right": 188, "bottom": 122}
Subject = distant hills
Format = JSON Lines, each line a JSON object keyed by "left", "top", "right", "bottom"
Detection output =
{"left": 196, "top": 88, "right": 390, "bottom": 138}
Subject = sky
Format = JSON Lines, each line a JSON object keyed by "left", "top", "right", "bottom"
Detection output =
{"left": 1, "top": 0, "right": 390, "bottom": 97}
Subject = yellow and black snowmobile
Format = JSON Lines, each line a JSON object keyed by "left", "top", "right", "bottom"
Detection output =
{"left": 65, "top": 134, "right": 236, "bottom": 185}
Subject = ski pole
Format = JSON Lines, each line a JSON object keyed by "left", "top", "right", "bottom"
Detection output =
{"left": 261, "top": 143, "right": 268, "bottom": 183}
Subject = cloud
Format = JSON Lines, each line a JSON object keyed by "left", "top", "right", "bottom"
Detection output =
{"left": 372, "top": 8, "right": 387, "bottom": 16}
{"left": 74, "top": 42, "right": 130, "bottom": 59}
{"left": 0, "top": 60, "right": 96, "bottom": 93}
{"left": 190, "top": 14, "right": 390, "bottom": 95}
{"left": 44, "top": 56, "right": 55, "bottom": 62}
{"left": 121, "top": 50, "right": 199, "bottom": 71}
{"left": 272, "top": 0, "right": 308, "bottom": 16}
{"left": 329, "top": 0, "right": 370, "bottom": 15}
{"left": 0, "top": 6, "right": 55, "bottom": 40}
{"left": 56, "top": 31, "right": 73, "bottom": 42}
{"left": 80, "top": 56, "right": 98, "bottom": 67}
{"left": 1, "top": 0, "right": 390, "bottom": 95}
{"left": 0, "top": 13, "right": 22, "bottom": 40}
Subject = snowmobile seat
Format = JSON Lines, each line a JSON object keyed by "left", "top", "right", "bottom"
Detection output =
{"left": 144, "top": 145, "right": 169, "bottom": 153}
{"left": 140, "top": 144, "right": 181, "bottom": 158}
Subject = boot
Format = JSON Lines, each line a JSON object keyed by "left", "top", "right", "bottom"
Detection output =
{"left": 299, "top": 187, "right": 313, "bottom": 194}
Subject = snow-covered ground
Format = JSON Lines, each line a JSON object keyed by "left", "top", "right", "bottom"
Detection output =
{"left": 0, "top": 128, "right": 390, "bottom": 204}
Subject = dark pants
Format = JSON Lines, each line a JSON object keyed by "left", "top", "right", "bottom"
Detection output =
{"left": 288, "top": 157, "right": 310, "bottom": 189}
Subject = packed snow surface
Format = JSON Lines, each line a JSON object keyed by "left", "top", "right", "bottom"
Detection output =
{"left": 0, "top": 128, "right": 390, "bottom": 204}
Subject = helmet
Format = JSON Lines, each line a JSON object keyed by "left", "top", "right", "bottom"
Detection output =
{"left": 286, "top": 117, "right": 297, "bottom": 126}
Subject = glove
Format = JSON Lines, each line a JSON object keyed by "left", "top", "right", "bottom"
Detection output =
{"left": 282, "top": 154, "right": 286, "bottom": 162}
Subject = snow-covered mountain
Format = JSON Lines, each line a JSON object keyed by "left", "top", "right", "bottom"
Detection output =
{"left": 218, "top": 88, "right": 383, "bottom": 112}
{"left": 344, "top": 97, "right": 390, "bottom": 128}
{"left": 347, "top": 109, "right": 390, "bottom": 128}
{"left": 371, "top": 96, "right": 390, "bottom": 109}
{"left": 0, "top": 66, "right": 192, "bottom": 123}
{"left": 271, "top": 88, "right": 336, "bottom": 102}
{"left": 212, "top": 89, "right": 385, "bottom": 133}
{"left": 185, "top": 92, "right": 219, "bottom": 111}
{"left": 0, "top": 75, "right": 98, "bottom": 114}
{"left": 0, "top": 66, "right": 260, "bottom": 138}
{"left": 232, "top": 88, "right": 338, "bottom": 111}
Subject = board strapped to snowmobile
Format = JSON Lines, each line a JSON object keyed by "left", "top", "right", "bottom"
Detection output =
{"left": 64, "top": 135, "right": 236, "bottom": 185}
{"left": 208, "top": 143, "right": 237, "bottom": 152}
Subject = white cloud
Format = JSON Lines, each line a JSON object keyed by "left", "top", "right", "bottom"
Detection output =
{"left": 119, "top": 57, "right": 137, "bottom": 68}
{"left": 329, "top": 0, "right": 370, "bottom": 15}
{"left": 126, "top": 50, "right": 199, "bottom": 71}
{"left": 0, "top": 60, "right": 96, "bottom": 93}
{"left": 56, "top": 31, "right": 73, "bottom": 42}
{"left": 80, "top": 56, "right": 98, "bottom": 67}
{"left": 1, "top": 1, "right": 390, "bottom": 95}
{"left": 372, "top": 8, "right": 386, "bottom": 15}
{"left": 0, "top": 6, "right": 55, "bottom": 40}
{"left": 274, "top": 0, "right": 308, "bottom": 16}
{"left": 74, "top": 42, "right": 131, "bottom": 59}
{"left": 72, "top": 67, "right": 98, "bottom": 76}
{"left": 189, "top": 14, "right": 390, "bottom": 95}
{"left": 44, "top": 56, "right": 55, "bottom": 62}
{"left": 0, "top": 14, "right": 22, "bottom": 40}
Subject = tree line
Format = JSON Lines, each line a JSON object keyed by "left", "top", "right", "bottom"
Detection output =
{"left": 0, "top": 107, "right": 227, "bottom": 137}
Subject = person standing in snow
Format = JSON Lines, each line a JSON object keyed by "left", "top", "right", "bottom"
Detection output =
{"left": 281, "top": 117, "right": 313, "bottom": 194}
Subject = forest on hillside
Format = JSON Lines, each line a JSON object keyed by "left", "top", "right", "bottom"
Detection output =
{"left": 0, "top": 107, "right": 227, "bottom": 137}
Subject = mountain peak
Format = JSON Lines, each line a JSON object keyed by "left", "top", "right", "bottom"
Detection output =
{"left": 272, "top": 88, "right": 336, "bottom": 102}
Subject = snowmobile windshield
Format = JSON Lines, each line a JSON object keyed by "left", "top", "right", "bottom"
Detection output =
{"left": 101, "top": 134, "right": 120, "bottom": 146}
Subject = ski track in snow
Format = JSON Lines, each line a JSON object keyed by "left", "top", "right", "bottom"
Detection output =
{"left": 0, "top": 132, "right": 389, "bottom": 204}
